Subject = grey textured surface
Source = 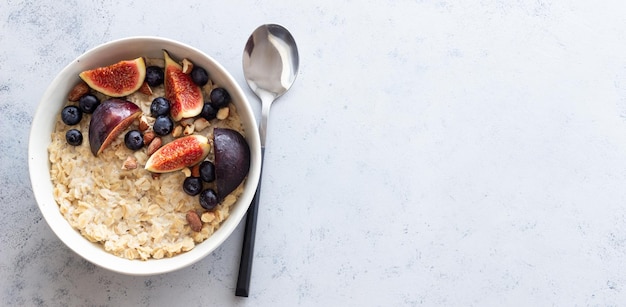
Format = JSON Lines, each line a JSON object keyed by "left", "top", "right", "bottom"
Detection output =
{"left": 3, "top": 0, "right": 626, "bottom": 305}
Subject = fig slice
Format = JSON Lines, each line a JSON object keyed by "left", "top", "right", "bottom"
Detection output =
{"left": 145, "top": 135, "right": 210, "bottom": 173}
{"left": 79, "top": 57, "right": 146, "bottom": 97}
{"left": 164, "top": 50, "right": 203, "bottom": 121}
{"left": 213, "top": 128, "right": 251, "bottom": 199}
{"left": 88, "top": 99, "right": 142, "bottom": 156}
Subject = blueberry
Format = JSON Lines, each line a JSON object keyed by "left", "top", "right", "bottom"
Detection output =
{"left": 183, "top": 177, "right": 203, "bottom": 196}
{"left": 199, "top": 189, "right": 219, "bottom": 210}
{"left": 65, "top": 129, "right": 83, "bottom": 146}
{"left": 124, "top": 130, "right": 144, "bottom": 150}
{"left": 150, "top": 97, "right": 170, "bottom": 117}
{"left": 199, "top": 161, "right": 215, "bottom": 183}
{"left": 78, "top": 94, "right": 100, "bottom": 114}
{"left": 191, "top": 66, "right": 209, "bottom": 86}
{"left": 199, "top": 102, "right": 218, "bottom": 121}
{"left": 61, "top": 105, "right": 83, "bottom": 125}
{"left": 153, "top": 115, "right": 173, "bottom": 136}
{"left": 209, "top": 87, "right": 231, "bottom": 109}
{"left": 145, "top": 66, "right": 164, "bottom": 87}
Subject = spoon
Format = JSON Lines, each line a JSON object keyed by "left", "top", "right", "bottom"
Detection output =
{"left": 236, "top": 24, "right": 299, "bottom": 297}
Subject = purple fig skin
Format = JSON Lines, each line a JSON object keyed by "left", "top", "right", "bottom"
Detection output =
{"left": 213, "top": 128, "right": 251, "bottom": 199}
{"left": 89, "top": 99, "right": 142, "bottom": 156}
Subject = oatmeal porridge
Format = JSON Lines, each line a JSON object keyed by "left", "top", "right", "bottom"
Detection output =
{"left": 48, "top": 57, "right": 248, "bottom": 260}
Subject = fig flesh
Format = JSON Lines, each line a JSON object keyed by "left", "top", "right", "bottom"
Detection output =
{"left": 88, "top": 99, "right": 142, "bottom": 156}
{"left": 79, "top": 57, "right": 146, "bottom": 97}
{"left": 213, "top": 128, "right": 251, "bottom": 199}
{"left": 145, "top": 135, "right": 210, "bottom": 173}
{"left": 164, "top": 50, "right": 203, "bottom": 121}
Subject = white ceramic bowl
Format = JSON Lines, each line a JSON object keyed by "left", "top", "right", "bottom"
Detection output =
{"left": 28, "top": 37, "right": 261, "bottom": 275}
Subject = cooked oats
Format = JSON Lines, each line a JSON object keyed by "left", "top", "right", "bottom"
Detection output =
{"left": 48, "top": 58, "right": 246, "bottom": 260}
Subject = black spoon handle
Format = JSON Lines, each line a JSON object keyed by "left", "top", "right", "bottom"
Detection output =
{"left": 235, "top": 147, "right": 264, "bottom": 297}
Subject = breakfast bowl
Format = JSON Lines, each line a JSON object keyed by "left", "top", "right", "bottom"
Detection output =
{"left": 28, "top": 37, "right": 261, "bottom": 275}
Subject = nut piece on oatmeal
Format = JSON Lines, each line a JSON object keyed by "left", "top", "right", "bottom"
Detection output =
{"left": 121, "top": 156, "right": 138, "bottom": 170}
{"left": 68, "top": 81, "right": 90, "bottom": 101}
{"left": 182, "top": 58, "right": 194, "bottom": 74}
{"left": 138, "top": 82, "right": 153, "bottom": 95}
{"left": 138, "top": 116, "right": 150, "bottom": 131}
{"left": 216, "top": 107, "right": 230, "bottom": 120}
{"left": 181, "top": 167, "right": 191, "bottom": 177}
{"left": 143, "top": 131, "right": 155, "bottom": 145}
{"left": 191, "top": 163, "right": 201, "bottom": 177}
{"left": 183, "top": 124, "right": 195, "bottom": 136}
{"left": 186, "top": 210, "right": 202, "bottom": 232}
{"left": 180, "top": 118, "right": 195, "bottom": 127}
{"left": 193, "top": 118, "right": 210, "bottom": 132}
{"left": 172, "top": 125, "right": 183, "bottom": 138}
{"left": 147, "top": 137, "right": 162, "bottom": 155}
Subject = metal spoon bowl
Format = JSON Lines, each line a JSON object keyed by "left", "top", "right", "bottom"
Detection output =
{"left": 236, "top": 24, "right": 299, "bottom": 297}
{"left": 243, "top": 24, "right": 299, "bottom": 145}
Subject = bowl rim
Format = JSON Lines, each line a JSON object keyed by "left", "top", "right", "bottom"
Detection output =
{"left": 28, "top": 36, "right": 261, "bottom": 275}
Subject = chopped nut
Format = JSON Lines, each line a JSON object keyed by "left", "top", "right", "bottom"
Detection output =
{"left": 172, "top": 125, "right": 183, "bottom": 137}
{"left": 191, "top": 164, "right": 201, "bottom": 177}
{"left": 193, "top": 118, "right": 210, "bottom": 131}
{"left": 143, "top": 131, "right": 155, "bottom": 145}
{"left": 151, "top": 173, "right": 161, "bottom": 180}
{"left": 216, "top": 107, "right": 230, "bottom": 120}
{"left": 183, "top": 124, "right": 195, "bottom": 136}
{"left": 181, "top": 167, "right": 191, "bottom": 177}
{"left": 180, "top": 118, "right": 195, "bottom": 127}
{"left": 182, "top": 58, "right": 194, "bottom": 74}
{"left": 121, "top": 156, "right": 138, "bottom": 170}
{"left": 138, "top": 116, "right": 150, "bottom": 131}
{"left": 138, "top": 82, "right": 153, "bottom": 95}
{"left": 68, "top": 82, "right": 90, "bottom": 101}
{"left": 147, "top": 137, "right": 162, "bottom": 155}
{"left": 186, "top": 210, "right": 202, "bottom": 232}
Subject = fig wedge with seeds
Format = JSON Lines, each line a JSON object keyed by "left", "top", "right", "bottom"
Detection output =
{"left": 145, "top": 135, "right": 210, "bottom": 173}
{"left": 79, "top": 57, "right": 146, "bottom": 97}
{"left": 164, "top": 50, "right": 204, "bottom": 121}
